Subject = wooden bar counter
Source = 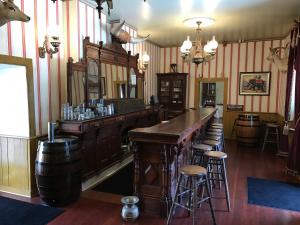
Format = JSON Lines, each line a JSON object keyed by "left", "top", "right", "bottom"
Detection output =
{"left": 128, "top": 108, "right": 216, "bottom": 217}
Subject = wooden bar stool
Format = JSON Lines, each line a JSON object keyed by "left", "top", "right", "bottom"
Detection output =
{"left": 203, "top": 139, "right": 222, "bottom": 151}
{"left": 166, "top": 165, "right": 217, "bottom": 225}
{"left": 261, "top": 123, "right": 280, "bottom": 152}
{"left": 192, "top": 143, "right": 212, "bottom": 166}
{"left": 204, "top": 151, "right": 230, "bottom": 212}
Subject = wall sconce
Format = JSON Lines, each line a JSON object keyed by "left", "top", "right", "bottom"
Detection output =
{"left": 138, "top": 52, "right": 150, "bottom": 71}
{"left": 39, "top": 26, "right": 60, "bottom": 59}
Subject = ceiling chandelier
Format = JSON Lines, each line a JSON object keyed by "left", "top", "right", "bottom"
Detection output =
{"left": 180, "top": 17, "right": 218, "bottom": 65}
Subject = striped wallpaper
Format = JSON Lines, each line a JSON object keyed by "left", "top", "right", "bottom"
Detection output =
{"left": 135, "top": 41, "right": 161, "bottom": 104}
{"left": 0, "top": 0, "right": 160, "bottom": 135}
{"left": 159, "top": 39, "right": 288, "bottom": 116}
{"left": 0, "top": 0, "right": 107, "bottom": 135}
{"left": 0, "top": 0, "right": 287, "bottom": 136}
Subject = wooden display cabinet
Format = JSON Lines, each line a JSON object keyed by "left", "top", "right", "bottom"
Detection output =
{"left": 157, "top": 73, "right": 187, "bottom": 118}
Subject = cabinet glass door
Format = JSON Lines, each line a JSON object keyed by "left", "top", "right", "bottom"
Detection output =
{"left": 160, "top": 80, "right": 170, "bottom": 103}
{"left": 172, "top": 80, "right": 183, "bottom": 104}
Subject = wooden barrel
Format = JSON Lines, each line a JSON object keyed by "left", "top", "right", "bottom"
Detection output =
{"left": 35, "top": 136, "right": 82, "bottom": 206}
{"left": 236, "top": 114, "right": 260, "bottom": 146}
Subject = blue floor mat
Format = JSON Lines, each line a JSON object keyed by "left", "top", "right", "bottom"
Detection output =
{"left": 247, "top": 177, "right": 300, "bottom": 212}
{"left": 0, "top": 196, "right": 64, "bottom": 225}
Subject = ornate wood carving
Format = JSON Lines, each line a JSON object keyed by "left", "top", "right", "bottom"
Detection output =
{"left": 67, "top": 36, "right": 144, "bottom": 103}
{"left": 160, "top": 145, "right": 167, "bottom": 198}
{"left": 133, "top": 142, "right": 139, "bottom": 197}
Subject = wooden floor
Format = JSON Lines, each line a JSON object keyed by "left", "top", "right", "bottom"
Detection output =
{"left": 2, "top": 140, "right": 300, "bottom": 225}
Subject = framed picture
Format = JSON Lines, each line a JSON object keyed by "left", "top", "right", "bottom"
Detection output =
{"left": 239, "top": 72, "right": 271, "bottom": 95}
{"left": 100, "top": 77, "right": 106, "bottom": 96}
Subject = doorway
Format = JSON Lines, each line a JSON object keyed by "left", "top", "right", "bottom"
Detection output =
{"left": 194, "top": 78, "right": 228, "bottom": 118}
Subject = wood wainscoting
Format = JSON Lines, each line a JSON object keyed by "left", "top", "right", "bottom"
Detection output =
{"left": 0, "top": 136, "right": 38, "bottom": 197}
{"left": 224, "top": 111, "right": 285, "bottom": 139}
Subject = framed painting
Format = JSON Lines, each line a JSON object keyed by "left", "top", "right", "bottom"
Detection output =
{"left": 239, "top": 72, "right": 271, "bottom": 95}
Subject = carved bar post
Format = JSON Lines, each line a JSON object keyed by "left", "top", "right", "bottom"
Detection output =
{"left": 160, "top": 145, "right": 170, "bottom": 217}
{"left": 133, "top": 142, "right": 140, "bottom": 197}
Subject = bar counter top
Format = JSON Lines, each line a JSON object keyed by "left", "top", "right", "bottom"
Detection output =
{"left": 129, "top": 107, "right": 216, "bottom": 144}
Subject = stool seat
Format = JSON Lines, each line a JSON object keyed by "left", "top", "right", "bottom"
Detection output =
{"left": 193, "top": 143, "right": 213, "bottom": 151}
{"left": 211, "top": 124, "right": 223, "bottom": 128}
{"left": 206, "top": 135, "right": 222, "bottom": 141}
{"left": 205, "top": 151, "right": 227, "bottom": 159}
{"left": 208, "top": 128, "right": 222, "bottom": 133}
{"left": 207, "top": 131, "right": 222, "bottom": 136}
{"left": 203, "top": 139, "right": 221, "bottom": 147}
{"left": 212, "top": 123, "right": 223, "bottom": 127}
{"left": 211, "top": 125, "right": 223, "bottom": 129}
{"left": 180, "top": 165, "right": 207, "bottom": 176}
{"left": 211, "top": 127, "right": 224, "bottom": 131}
{"left": 266, "top": 123, "right": 280, "bottom": 128}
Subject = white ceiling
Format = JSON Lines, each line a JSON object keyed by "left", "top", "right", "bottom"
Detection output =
{"left": 103, "top": 0, "right": 300, "bottom": 47}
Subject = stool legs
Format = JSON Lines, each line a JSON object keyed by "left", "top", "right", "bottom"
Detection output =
{"left": 261, "top": 127, "right": 269, "bottom": 152}
{"left": 276, "top": 128, "right": 280, "bottom": 152}
{"left": 221, "top": 159, "right": 231, "bottom": 212}
{"left": 206, "top": 157, "right": 231, "bottom": 212}
{"left": 167, "top": 174, "right": 183, "bottom": 225}
{"left": 231, "top": 119, "right": 237, "bottom": 138}
{"left": 205, "top": 175, "right": 217, "bottom": 225}
{"left": 206, "top": 162, "right": 214, "bottom": 193}
{"left": 167, "top": 173, "right": 217, "bottom": 225}
{"left": 192, "top": 177, "right": 197, "bottom": 225}
{"left": 261, "top": 126, "right": 280, "bottom": 152}
{"left": 222, "top": 134, "right": 226, "bottom": 152}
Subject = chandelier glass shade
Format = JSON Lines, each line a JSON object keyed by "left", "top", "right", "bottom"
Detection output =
{"left": 138, "top": 52, "right": 150, "bottom": 71}
{"left": 180, "top": 17, "right": 218, "bottom": 65}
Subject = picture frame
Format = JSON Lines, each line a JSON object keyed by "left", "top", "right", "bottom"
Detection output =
{"left": 239, "top": 72, "right": 271, "bottom": 95}
{"left": 100, "top": 77, "right": 106, "bottom": 96}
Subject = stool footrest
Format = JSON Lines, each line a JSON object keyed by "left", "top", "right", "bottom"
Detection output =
{"left": 177, "top": 189, "right": 191, "bottom": 196}
{"left": 174, "top": 202, "right": 193, "bottom": 212}
{"left": 197, "top": 197, "right": 210, "bottom": 205}
{"left": 207, "top": 177, "right": 225, "bottom": 182}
